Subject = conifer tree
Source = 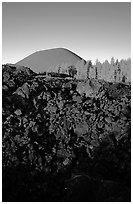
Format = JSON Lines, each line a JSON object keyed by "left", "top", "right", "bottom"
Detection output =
{"left": 87, "top": 60, "right": 92, "bottom": 79}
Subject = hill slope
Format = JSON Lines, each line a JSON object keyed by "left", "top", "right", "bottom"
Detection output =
{"left": 16, "top": 48, "right": 85, "bottom": 73}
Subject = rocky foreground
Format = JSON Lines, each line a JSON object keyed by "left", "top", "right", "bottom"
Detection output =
{"left": 2, "top": 65, "right": 131, "bottom": 201}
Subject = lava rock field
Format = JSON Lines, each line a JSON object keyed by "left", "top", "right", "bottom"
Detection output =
{"left": 2, "top": 65, "right": 131, "bottom": 201}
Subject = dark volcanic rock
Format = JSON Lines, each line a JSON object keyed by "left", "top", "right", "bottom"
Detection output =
{"left": 2, "top": 64, "right": 35, "bottom": 93}
{"left": 2, "top": 67, "right": 131, "bottom": 202}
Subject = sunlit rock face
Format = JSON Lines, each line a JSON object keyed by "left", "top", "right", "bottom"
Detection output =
{"left": 76, "top": 79, "right": 102, "bottom": 97}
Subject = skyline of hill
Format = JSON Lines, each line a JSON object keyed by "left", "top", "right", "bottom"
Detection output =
{"left": 2, "top": 47, "right": 130, "bottom": 83}
{"left": 16, "top": 48, "right": 85, "bottom": 73}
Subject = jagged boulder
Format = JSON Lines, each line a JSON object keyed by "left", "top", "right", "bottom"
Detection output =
{"left": 76, "top": 79, "right": 102, "bottom": 97}
{"left": 14, "top": 82, "right": 30, "bottom": 99}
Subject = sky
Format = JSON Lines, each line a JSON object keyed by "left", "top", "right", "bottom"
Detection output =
{"left": 2, "top": 2, "right": 131, "bottom": 64}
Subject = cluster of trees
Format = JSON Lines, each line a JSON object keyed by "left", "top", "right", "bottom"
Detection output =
{"left": 38, "top": 57, "right": 131, "bottom": 83}
{"left": 67, "top": 57, "right": 131, "bottom": 83}
{"left": 94, "top": 57, "right": 131, "bottom": 83}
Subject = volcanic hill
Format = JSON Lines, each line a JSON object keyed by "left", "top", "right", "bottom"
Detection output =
{"left": 16, "top": 48, "right": 85, "bottom": 73}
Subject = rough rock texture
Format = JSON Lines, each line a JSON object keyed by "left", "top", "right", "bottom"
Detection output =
{"left": 76, "top": 78, "right": 102, "bottom": 97}
{"left": 2, "top": 64, "right": 131, "bottom": 201}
